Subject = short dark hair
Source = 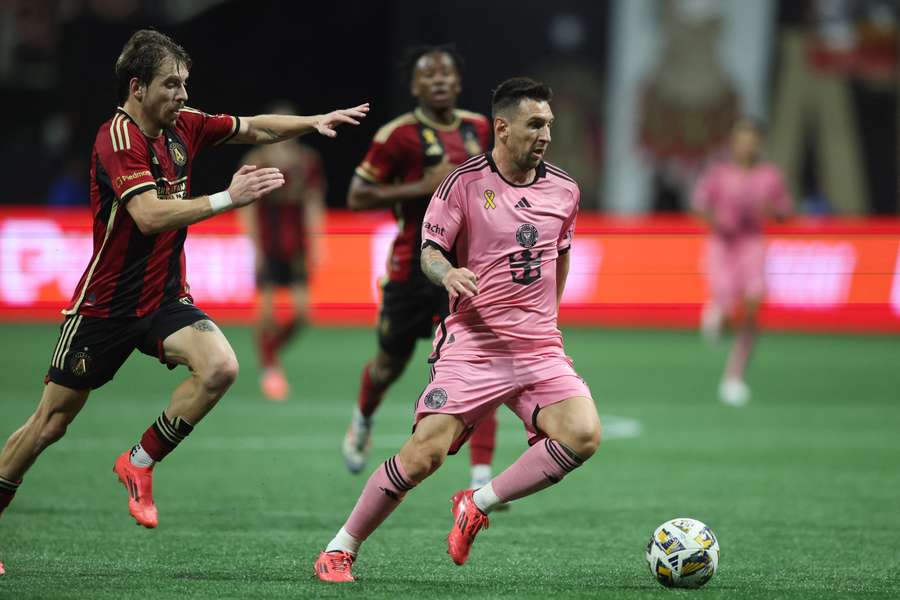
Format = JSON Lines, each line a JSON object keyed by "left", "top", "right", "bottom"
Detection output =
{"left": 491, "top": 77, "right": 552, "bottom": 119}
{"left": 399, "top": 43, "right": 464, "bottom": 82}
{"left": 115, "top": 29, "right": 191, "bottom": 104}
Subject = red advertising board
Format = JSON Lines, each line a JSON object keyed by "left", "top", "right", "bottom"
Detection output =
{"left": 1, "top": 207, "right": 898, "bottom": 332}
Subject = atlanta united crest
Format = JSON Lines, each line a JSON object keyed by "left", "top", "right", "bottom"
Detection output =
{"left": 516, "top": 223, "right": 539, "bottom": 248}
{"left": 169, "top": 141, "right": 187, "bottom": 166}
{"left": 423, "top": 388, "right": 448, "bottom": 409}
{"left": 69, "top": 350, "right": 92, "bottom": 377}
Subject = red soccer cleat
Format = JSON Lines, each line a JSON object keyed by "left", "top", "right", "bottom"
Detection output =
{"left": 113, "top": 450, "right": 158, "bottom": 529}
{"left": 447, "top": 489, "right": 489, "bottom": 565}
{"left": 261, "top": 367, "right": 289, "bottom": 402}
{"left": 314, "top": 550, "right": 355, "bottom": 582}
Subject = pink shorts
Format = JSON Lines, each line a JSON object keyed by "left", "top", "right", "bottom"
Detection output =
{"left": 414, "top": 353, "right": 592, "bottom": 452}
{"left": 706, "top": 235, "right": 766, "bottom": 312}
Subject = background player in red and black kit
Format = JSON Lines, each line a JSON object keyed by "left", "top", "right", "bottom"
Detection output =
{"left": 239, "top": 101, "right": 326, "bottom": 402}
{"left": 341, "top": 46, "right": 500, "bottom": 491}
{"left": 0, "top": 30, "right": 366, "bottom": 537}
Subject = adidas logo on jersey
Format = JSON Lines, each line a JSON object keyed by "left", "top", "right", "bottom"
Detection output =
{"left": 515, "top": 198, "right": 532, "bottom": 209}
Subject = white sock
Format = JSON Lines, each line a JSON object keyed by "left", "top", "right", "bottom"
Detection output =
{"left": 352, "top": 407, "right": 372, "bottom": 430}
{"left": 470, "top": 463, "right": 492, "bottom": 488}
{"left": 129, "top": 444, "right": 155, "bottom": 468}
{"left": 325, "top": 526, "right": 361, "bottom": 555}
{"left": 472, "top": 481, "right": 502, "bottom": 514}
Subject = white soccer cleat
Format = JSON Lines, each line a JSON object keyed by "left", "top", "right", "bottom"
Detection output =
{"left": 719, "top": 377, "right": 750, "bottom": 407}
{"left": 700, "top": 304, "right": 724, "bottom": 344}
{"left": 342, "top": 410, "right": 372, "bottom": 475}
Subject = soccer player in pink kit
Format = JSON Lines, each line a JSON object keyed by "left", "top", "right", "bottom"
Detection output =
{"left": 314, "top": 77, "right": 601, "bottom": 582}
{"left": 693, "top": 118, "right": 792, "bottom": 406}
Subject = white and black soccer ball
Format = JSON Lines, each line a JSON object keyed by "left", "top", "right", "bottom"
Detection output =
{"left": 645, "top": 517, "right": 719, "bottom": 589}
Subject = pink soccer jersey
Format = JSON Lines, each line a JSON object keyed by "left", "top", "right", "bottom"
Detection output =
{"left": 421, "top": 152, "right": 579, "bottom": 359}
{"left": 693, "top": 160, "right": 793, "bottom": 308}
{"left": 692, "top": 160, "right": 792, "bottom": 238}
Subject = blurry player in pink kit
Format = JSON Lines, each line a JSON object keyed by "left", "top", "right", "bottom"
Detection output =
{"left": 313, "top": 77, "right": 601, "bottom": 582}
{"left": 693, "top": 118, "right": 792, "bottom": 406}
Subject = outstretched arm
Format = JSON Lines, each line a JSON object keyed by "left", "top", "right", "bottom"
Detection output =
{"left": 229, "top": 104, "right": 369, "bottom": 145}
{"left": 421, "top": 244, "right": 478, "bottom": 299}
{"left": 126, "top": 165, "right": 284, "bottom": 235}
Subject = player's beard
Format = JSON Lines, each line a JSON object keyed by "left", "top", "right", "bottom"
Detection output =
{"left": 518, "top": 145, "right": 545, "bottom": 171}
{"left": 513, "top": 155, "right": 538, "bottom": 173}
{"left": 162, "top": 105, "right": 180, "bottom": 127}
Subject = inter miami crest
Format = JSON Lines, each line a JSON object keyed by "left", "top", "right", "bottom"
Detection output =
{"left": 509, "top": 224, "right": 543, "bottom": 285}
{"left": 423, "top": 388, "right": 448, "bottom": 409}
{"left": 168, "top": 141, "right": 187, "bottom": 166}
{"left": 516, "top": 223, "right": 539, "bottom": 248}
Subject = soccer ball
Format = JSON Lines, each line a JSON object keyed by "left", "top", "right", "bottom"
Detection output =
{"left": 645, "top": 517, "right": 719, "bottom": 588}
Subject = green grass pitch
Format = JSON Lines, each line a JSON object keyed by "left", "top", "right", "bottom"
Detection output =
{"left": 0, "top": 324, "right": 897, "bottom": 599}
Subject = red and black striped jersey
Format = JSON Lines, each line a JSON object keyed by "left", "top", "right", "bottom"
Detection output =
{"left": 355, "top": 108, "right": 491, "bottom": 282}
{"left": 254, "top": 144, "right": 324, "bottom": 259}
{"left": 64, "top": 106, "right": 239, "bottom": 318}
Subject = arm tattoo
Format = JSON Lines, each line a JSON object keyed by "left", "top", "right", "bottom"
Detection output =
{"left": 421, "top": 246, "right": 451, "bottom": 287}
{"left": 191, "top": 319, "right": 217, "bottom": 332}
{"left": 260, "top": 127, "right": 283, "bottom": 143}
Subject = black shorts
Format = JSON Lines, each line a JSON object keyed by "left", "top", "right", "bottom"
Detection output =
{"left": 257, "top": 254, "right": 308, "bottom": 287}
{"left": 377, "top": 279, "right": 449, "bottom": 357}
{"left": 46, "top": 299, "right": 211, "bottom": 390}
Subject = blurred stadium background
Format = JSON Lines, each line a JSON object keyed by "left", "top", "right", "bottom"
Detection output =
{"left": 1, "top": 1, "right": 898, "bottom": 598}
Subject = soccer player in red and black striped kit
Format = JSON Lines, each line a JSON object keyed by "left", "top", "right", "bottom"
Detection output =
{"left": 238, "top": 101, "right": 327, "bottom": 402}
{"left": 341, "top": 45, "right": 501, "bottom": 492}
{"left": 0, "top": 30, "right": 367, "bottom": 562}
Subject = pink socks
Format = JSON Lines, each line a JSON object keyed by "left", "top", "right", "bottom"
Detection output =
{"left": 343, "top": 455, "right": 415, "bottom": 541}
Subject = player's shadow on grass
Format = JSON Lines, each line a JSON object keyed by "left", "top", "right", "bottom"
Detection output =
{"left": 11, "top": 505, "right": 110, "bottom": 516}
{"left": 357, "top": 573, "right": 656, "bottom": 593}
{"left": 167, "top": 570, "right": 298, "bottom": 583}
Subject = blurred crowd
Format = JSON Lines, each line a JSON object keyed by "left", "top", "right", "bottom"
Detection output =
{"left": 0, "top": 0, "right": 896, "bottom": 214}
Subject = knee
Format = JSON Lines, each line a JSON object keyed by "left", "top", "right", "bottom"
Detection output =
{"left": 199, "top": 354, "right": 239, "bottom": 394}
{"left": 560, "top": 421, "right": 602, "bottom": 461}
{"left": 399, "top": 442, "right": 447, "bottom": 483}
{"left": 371, "top": 355, "right": 408, "bottom": 387}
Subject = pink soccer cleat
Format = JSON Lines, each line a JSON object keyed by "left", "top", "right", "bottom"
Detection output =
{"left": 113, "top": 450, "right": 158, "bottom": 528}
{"left": 447, "top": 489, "right": 489, "bottom": 565}
{"left": 0, "top": 560, "right": 5, "bottom": 576}
{"left": 261, "top": 367, "right": 289, "bottom": 402}
{"left": 314, "top": 550, "right": 355, "bottom": 582}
